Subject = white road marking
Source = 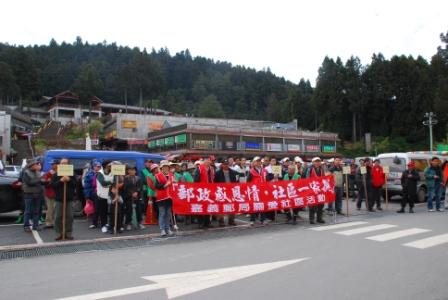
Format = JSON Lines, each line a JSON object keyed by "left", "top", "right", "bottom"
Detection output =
{"left": 366, "top": 228, "right": 431, "bottom": 242}
{"left": 336, "top": 224, "right": 397, "bottom": 236}
{"left": 310, "top": 221, "right": 368, "bottom": 231}
{"left": 0, "top": 223, "right": 22, "bottom": 227}
{"left": 403, "top": 234, "right": 448, "bottom": 249}
{"left": 31, "top": 229, "right": 44, "bottom": 245}
{"left": 55, "top": 258, "right": 310, "bottom": 300}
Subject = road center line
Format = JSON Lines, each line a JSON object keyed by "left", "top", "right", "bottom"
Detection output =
{"left": 403, "top": 233, "right": 448, "bottom": 249}
{"left": 31, "top": 229, "right": 44, "bottom": 244}
{"left": 309, "top": 221, "right": 368, "bottom": 231}
{"left": 366, "top": 228, "right": 431, "bottom": 242}
{"left": 336, "top": 224, "right": 397, "bottom": 236}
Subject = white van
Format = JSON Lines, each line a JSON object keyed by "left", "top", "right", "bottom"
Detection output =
{"left": 376, "top": 152, "right": 447, "bottom": 202}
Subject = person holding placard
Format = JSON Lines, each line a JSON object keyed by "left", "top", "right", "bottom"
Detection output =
{"left": 52, "top": 158, "right": 76, "bottom": 240}
{"left": 283, "top": 164, "right": 301, "bottom": 224}
{"left": 327, "top": 158, "right": 344, "bottom": 215}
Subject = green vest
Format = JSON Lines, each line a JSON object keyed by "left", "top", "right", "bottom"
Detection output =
{"left": 283, "top": 172, "right": 300, "bottom": 180}
{"left": 182, "top": 171, "right": 194, "bottom": 183}
{"left": 142, "top": 168, "right": 156, "bottom": 197}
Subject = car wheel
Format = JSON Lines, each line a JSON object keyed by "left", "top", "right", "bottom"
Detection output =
{"left": 417, "top": 188, "right": 427, "bottom": 203}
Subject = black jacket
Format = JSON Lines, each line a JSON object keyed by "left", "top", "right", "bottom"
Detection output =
{"left": 215, "top": 168, "right": 239, "bottom": 183}
{"left": 401, "top": 169, "right": 420, "bottom": 194}
{"left": 51, "top": 174, "right": 77, "bottom": 202}
{"left": 122, "top": 175, "right": 143, "bottom": 201}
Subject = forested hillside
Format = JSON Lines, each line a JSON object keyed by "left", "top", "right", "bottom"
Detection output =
{"left": 0, "top": 32, "right": 447, "bottom": 150}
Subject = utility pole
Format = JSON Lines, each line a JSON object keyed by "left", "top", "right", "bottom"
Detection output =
{"left": 423, "top": 112, "right": 438, "bottom": 154}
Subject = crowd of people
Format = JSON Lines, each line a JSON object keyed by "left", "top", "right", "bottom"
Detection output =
{"left": 18, "top": 154, "right": 448, "bottom": 240}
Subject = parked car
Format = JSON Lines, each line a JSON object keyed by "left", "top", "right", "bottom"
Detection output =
{"left": 0, "top": 175, "right": 22, "bottom": 213}
{"left": 377, "top": 152, "right": 448, "bottom": 202}
{"left": 4, "top": 165, "right": 22, "bottom": 178}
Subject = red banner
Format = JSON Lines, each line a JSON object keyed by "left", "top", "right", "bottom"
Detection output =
{"left": 170, "top": 176, "right": 335, "bottom": 215}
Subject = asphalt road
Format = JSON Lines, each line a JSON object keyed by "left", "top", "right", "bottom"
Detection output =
{"left": 1, "top": 203, "right": 447, "bottom": 300}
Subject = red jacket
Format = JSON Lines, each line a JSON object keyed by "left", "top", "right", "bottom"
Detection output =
{"left": 198, "top": 164, "right": 215, "bottom": 183}
{"left": 43, "top": 170, "right": 56, "bottom": 198}
{"left": 372, "top": 166, "right": 385, "bottom": 188}
{"left": 248, "top": 167, "right": 267, "bottom": 183}
{"left": 154, "top": 172, "right": 171, "bottom": 202}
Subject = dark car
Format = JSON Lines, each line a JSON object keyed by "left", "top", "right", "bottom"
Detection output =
{"left": 0, "top": 175, "right": 23, "bottom": 213}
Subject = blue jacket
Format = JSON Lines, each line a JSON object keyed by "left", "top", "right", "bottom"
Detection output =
{"left": 83, "top": 169, "right": 96, "bottom": 199}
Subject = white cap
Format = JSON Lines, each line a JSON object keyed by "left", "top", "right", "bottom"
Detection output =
{"left": 253, "top": 156, "right": 261, "bottom": 161}
{"left": 311, "top": 157, "right": 322, "bottom": 162}
{"left": 194, "top": 160, "right": 202, "bottom": 166}
{"left": 159, "top": 160, "right": 170, "bottom": 168}
{"left": 281, "top": 157, "right": 290, "bottom": 163}
{"left": 328, "top": 158, "right": 335, "bottom": 163}
{"left": 294, "top": 156, "right": 304, "bottom": 164}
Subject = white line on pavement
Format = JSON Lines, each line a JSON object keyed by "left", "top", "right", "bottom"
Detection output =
{"left": 336, "top": 224, "right": 397, "bottom": 236}
{"left": 366, "top": 228, "right": 431, "bottom": 242}
{"left": 0, "top": 223, "right": 22, "bottom": 227}
{"left": 403, "top": 233, "right": 448, "bottom": 249}
{"left": 309, "top": 221, "right": 368, "bottom": 231}
{"left": 31, "top": 229, "right": 44, "bottom": 245}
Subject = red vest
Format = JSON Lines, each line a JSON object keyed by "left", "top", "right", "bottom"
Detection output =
{"left": 155, "top": 172, "right": 170, "bottom": 202}
{"left": 309, "top": 167, "right": 324, "bottom": 178}
{"left": 372, "top": 166, "right": 385, "bottom": 187}
{"left": 199, "top": 164, "right": 215, "bottom": 183}
{"left": 249, "top": 167, "right": 267, "bottom": 183}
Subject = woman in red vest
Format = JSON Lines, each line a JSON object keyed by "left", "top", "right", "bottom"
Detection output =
{"left": 247, "top": 156, "right": 268, "bottom": 226}
{"left": 194, "top": 157, "right": 215, "bottom": 229}
{"left": 151, "top": 161, "right": 174, "bottom": 236}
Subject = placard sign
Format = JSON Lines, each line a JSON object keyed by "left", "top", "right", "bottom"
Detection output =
{"left": 343, "top": 166, "right": 351, "bottom": 175}
{"left": 57, "top": 165, "right": 74, "bottom": 177}
{"left": 271, "top": 165, "right": 282, "bottom": 176}
{"left": 360, "top": 166, "right": 367, "bottom": 175}
{"left": 111, "top": 164, "right": 126, "bottom": 176}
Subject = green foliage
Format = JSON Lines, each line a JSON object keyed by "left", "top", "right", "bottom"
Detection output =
{"left": 0, "top": 32, "right": 448, "bottom": 151}
{"left": 197, "top": 94, "right": 225, "bottom": 118}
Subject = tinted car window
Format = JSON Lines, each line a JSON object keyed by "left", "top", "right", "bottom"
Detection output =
{"left": 380, "top": 157, "right": 406, "bottom": 173}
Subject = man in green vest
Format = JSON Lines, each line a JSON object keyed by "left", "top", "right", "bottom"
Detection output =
{"left": 141, "top": 159, "right": 156, "bottom": 214}
{"left": 283, "top": 164, "right": 301, "bottom": 224}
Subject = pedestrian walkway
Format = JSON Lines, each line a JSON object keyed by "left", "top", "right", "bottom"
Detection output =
{"left": 309, "top": 220, "right": 448, "bottom": 250}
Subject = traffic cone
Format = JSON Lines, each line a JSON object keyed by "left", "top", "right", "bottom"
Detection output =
{"left": 144, "top": 200, "right": 158, "bottom": 225}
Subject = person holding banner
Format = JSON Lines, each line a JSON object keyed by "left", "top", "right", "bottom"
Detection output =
{"left": 153, "top": 162, "right": 174, "bottom": 236}
{"left": 194, "top": 157, "right": 215, "bottom": 229}
{"left": 328, "top": 157, "right": 344, "bottom": 215}
{"left": 306, "top": 157, "right": 326, "bottom": 224}
{"left": 283, "top": 164, "right": 301, "bottom": 224}
{"left": 52, "top": 158, "right": 76, "bottom": 240}
{"left": 215, "top": 159, "right": 239, "bottom": 226}
{"left": 248, "top": 156, "right": 268, "bottom": 226}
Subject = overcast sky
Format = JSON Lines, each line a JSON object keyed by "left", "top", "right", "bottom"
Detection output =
{"left": 2, "top": 0, "right": 447, "bottom": 85}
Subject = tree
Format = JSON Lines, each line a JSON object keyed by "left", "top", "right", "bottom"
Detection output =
{"left": 0, "top": 61, "right": 19, "bottom": 104}
{"left": 197, "top": 94, "right": 225, "bottom": 118}
{"left": 72, "top": 63, "right": 103, "bottom": 122}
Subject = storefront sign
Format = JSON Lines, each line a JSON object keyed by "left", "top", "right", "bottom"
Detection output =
{"left": 165, "top": 136, "right": 175, "bottom": 146}
{"left": 175, "top": 134, "right": 187, "bottom": 144}
{"left": 122, "top": 120, "right": 138, "bottom": 129}
{"left": 148, "top": 140, "right": 156, "bottom": 148}
{"left": 222, "top": 141, "right": 237, "bottom": 150}
{"left": 245, "top": 142, "right": 261, "bottom": 150}
{"left": 305, "top": 144, "right": 320, "bottom": 152}
{"left": 193, "top": 140, "right": 215, "bottom": 149}
{"left": 287, "top": 144, "right": 301, "bottom": 152}
{"left": 322, "top": 145, "right": 336, "bottom": 153}
{"left": 156, "top": 139, "right": 165, "bottom": 146}
{"left": 265, "top": 143, "right": 283, "bottom": 152}
{"left": 171, "top": 176, "right": 335, "bottom": 215}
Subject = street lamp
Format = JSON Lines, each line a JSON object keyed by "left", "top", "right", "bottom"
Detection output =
{"left": 423, "top": 112, "right": 438, "bottom": 154}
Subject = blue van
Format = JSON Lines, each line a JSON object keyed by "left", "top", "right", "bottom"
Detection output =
{"left": 43, "top": 150, "right": 164, "bottom": 174}
{"left": 42, "top": 150, "right": 164, "bottom": 216}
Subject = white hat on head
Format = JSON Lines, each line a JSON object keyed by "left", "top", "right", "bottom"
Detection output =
{"left": 253, "top": 156, "right": 261, "bottom": 161}
{"left": 328, "top": 158, "right": 335, "bottom": 163}
{"left": 281, "top": 157, "right": 290, "bottom": 163}
{"left": 294, "top": 156, "right": 304, "bottom": 164}
{"left": 194, "top": 160, "right": 202, "bottom": 166}
{"left": 159, "top": 160, "right": 170, "bottom": 168}
{"left": 311, "top": 157, "right": 322, "bottom": 162}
